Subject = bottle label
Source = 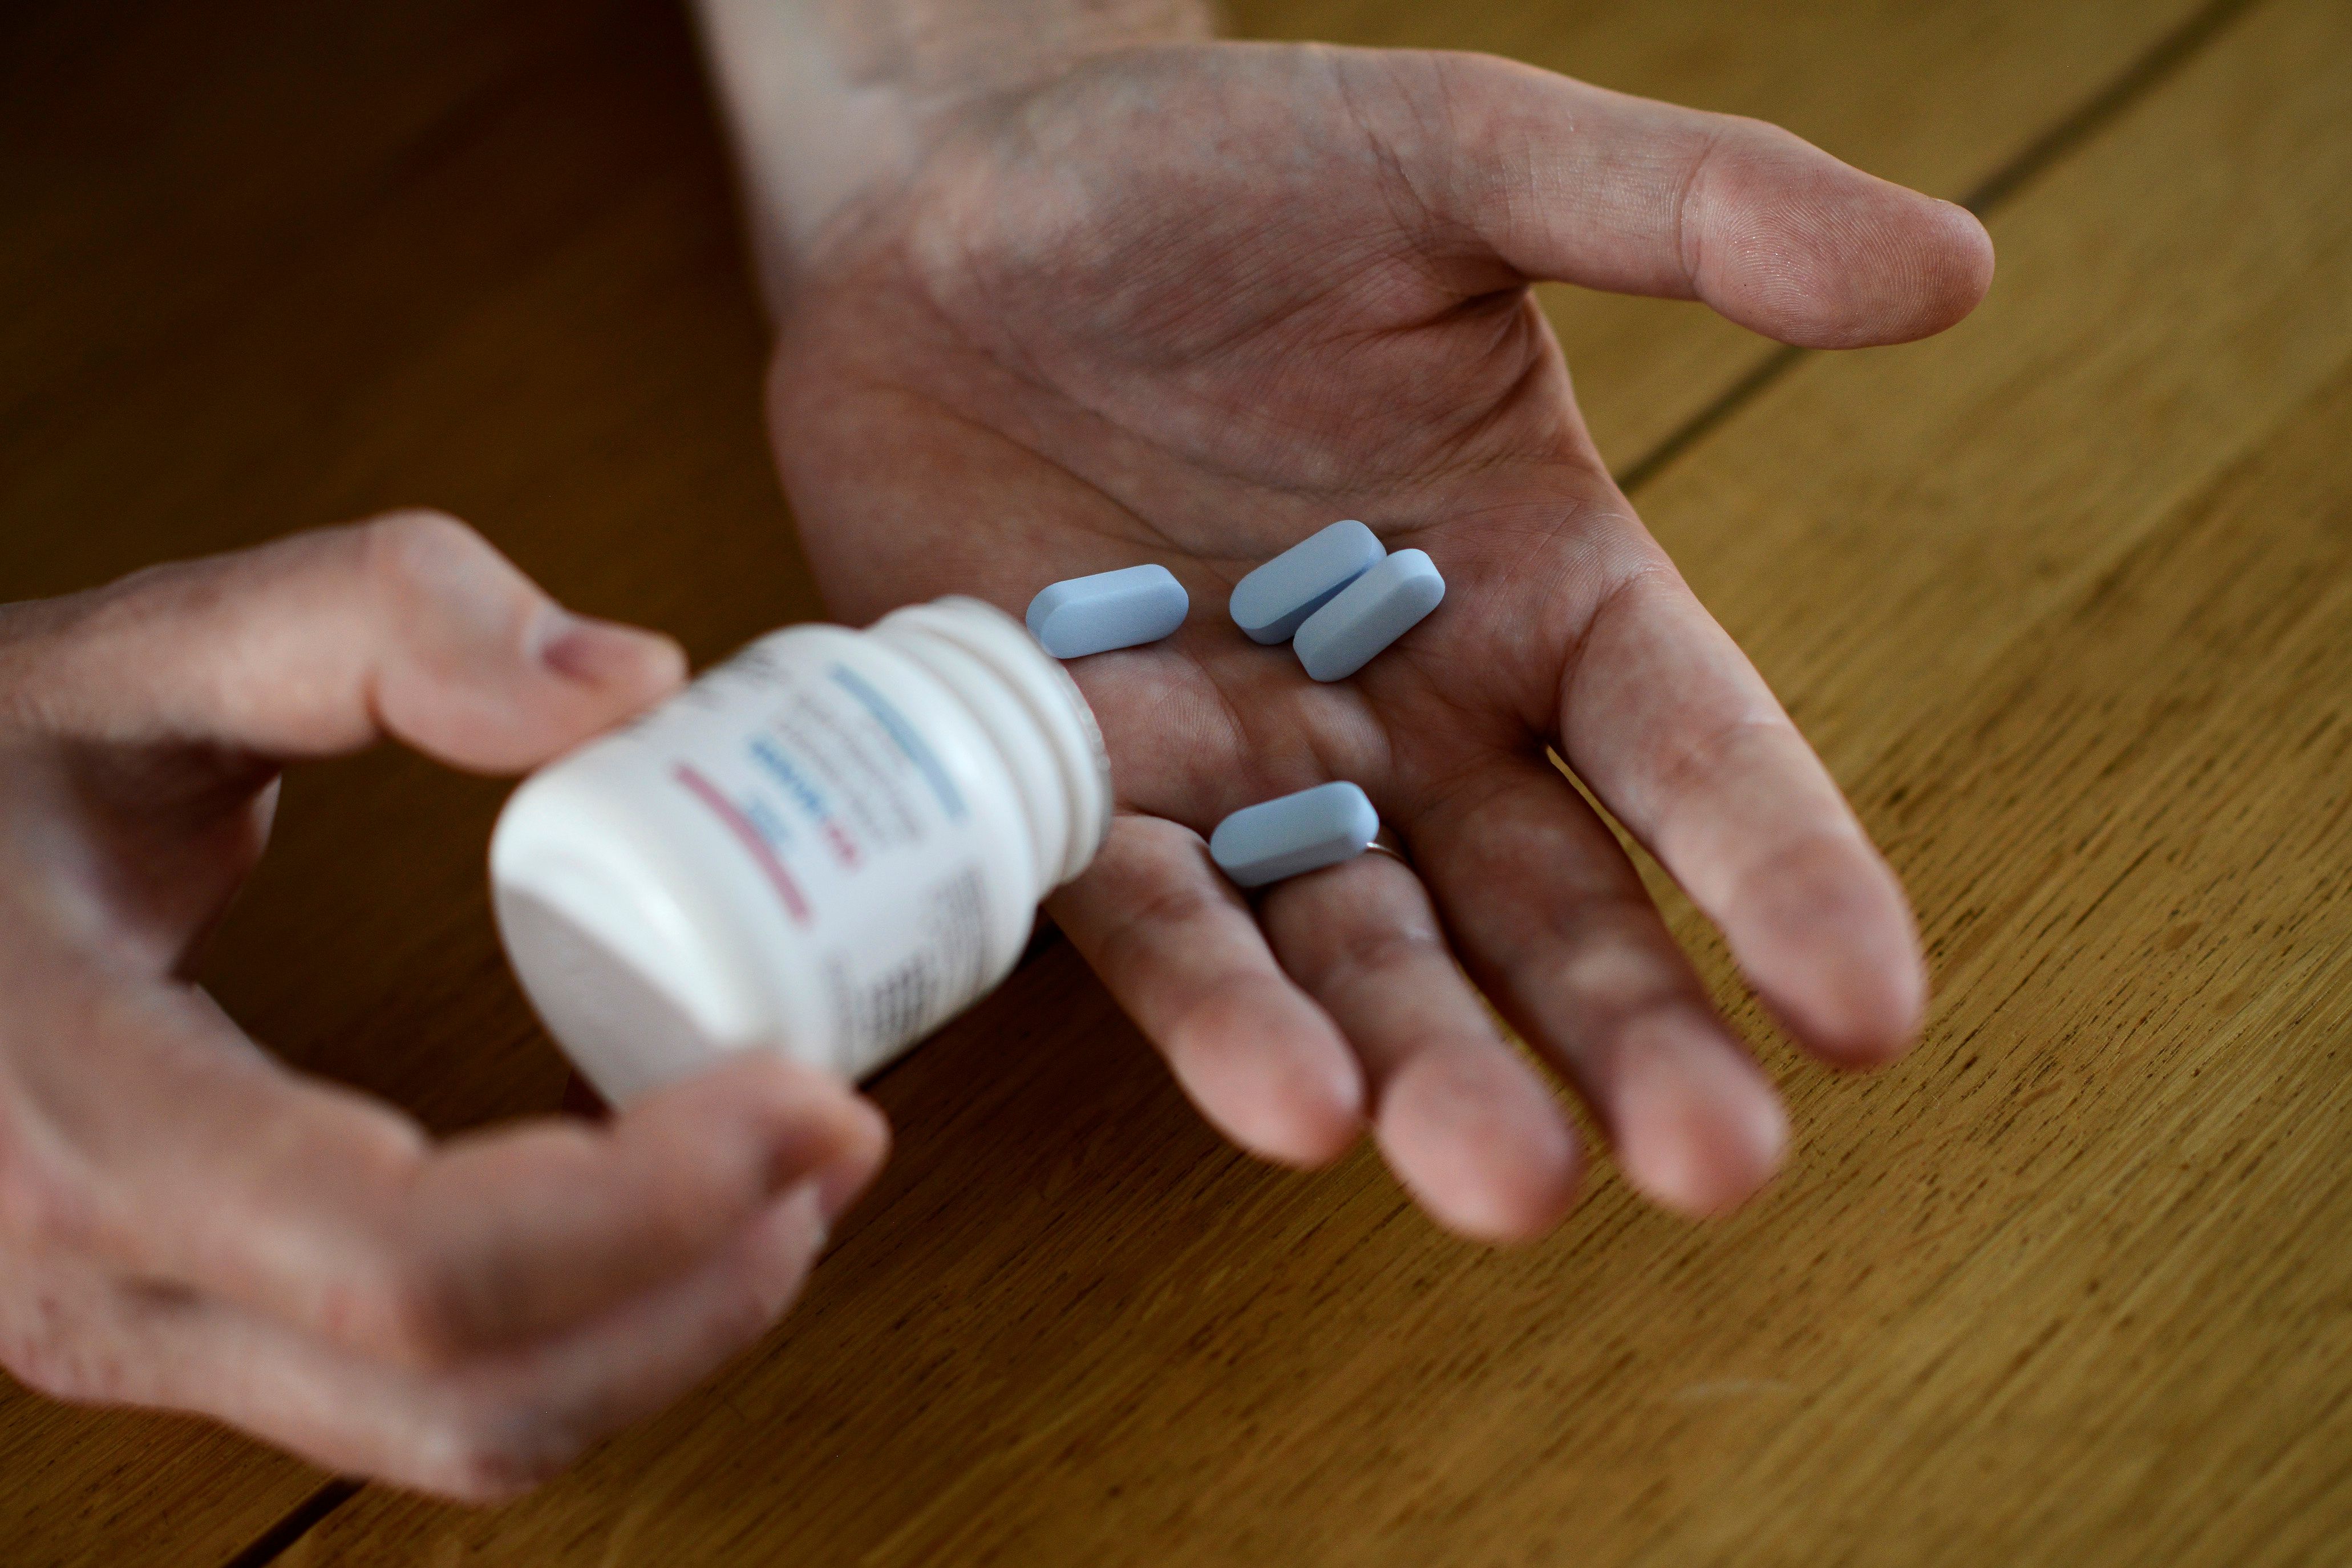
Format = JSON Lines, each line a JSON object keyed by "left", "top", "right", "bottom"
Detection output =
{"left": 651, "top": 640, "right": 999, "bottom": 1074}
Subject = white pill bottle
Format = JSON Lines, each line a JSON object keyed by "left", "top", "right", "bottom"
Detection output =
{"left": 490, "top": 596, "right": 1111, "bottom": 1103}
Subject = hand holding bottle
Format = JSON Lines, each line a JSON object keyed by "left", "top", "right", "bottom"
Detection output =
{"left": 0, "top": 515, "right": 887, "bottom": 1500}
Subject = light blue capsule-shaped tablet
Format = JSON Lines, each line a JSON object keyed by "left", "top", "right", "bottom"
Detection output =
{"left": 1025, "top": 564, "right": 1189, "bottom": 658}
{"left": 1228, "top": 520, "right": 1386, "bottom": 644}
{"left": 1209, "top": 781, "right": 1380, "bottom": 889}
{"left": 1293, "top": 548, "right": 1445, "bottom": 682}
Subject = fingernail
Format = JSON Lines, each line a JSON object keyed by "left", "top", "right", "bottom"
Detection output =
{"left": 536, "top": 609, "right": 685, "bottom": 689}
{"left": 1616, "top": 1011, "right": 1788, "bottom": 1218}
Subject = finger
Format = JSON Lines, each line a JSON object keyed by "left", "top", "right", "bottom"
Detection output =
{"left": 0, "top": 510, "right": 686, "bottom": 772}
{"left": 1561, "top": 560, "right": 1926, "bottom": 1064}
{"left": 1347, "top": 48, "right": 1994, "bottom": 346}
{"left": 1, "top": 1182, "right": 835, "bottom": 1502}
{"left": 1256, "top": 846, "right": 1580, "bottom": 1243}
{"left": 3, "top": 966, "right": 888, "bottom": 1365}
{"left": 1050, "top": 813, "right": 1364, "bottom": 1166}
{"left": 380, "top": 1183, "right": 833, "bottom": 1501}
{"left": 392, "top": 1056, "right": 886, "bottom": 1356}
{"left": 1407, "top": 752, "right": 1790, "bottom": 1217}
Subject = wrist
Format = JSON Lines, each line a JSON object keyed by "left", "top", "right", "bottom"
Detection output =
{"left": 694, "top": 0, "right": 1215, "bottom": 304}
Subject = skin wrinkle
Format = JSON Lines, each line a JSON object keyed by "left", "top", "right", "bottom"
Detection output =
{"left": 1021, "top": 65, "right": 1373, "bottom": 334}
{"left": 1161, "top": 650, "right": 1390, "bottom": 821}
{"left": 1420, "top": 52, "right": 1484, "bottom": 245}
{"left": 1651, "top": 720, "right": 1860, "bottom": 912}
{"left": 1100, "top": 680, "right": 1242, "bottom": 815}
{"left": 1079, "top": 836, "right": 1244, "bottom": 987}
{"left": 1394, "top": 755, "right": 1528, "bottom": 872}
{"left": 1395, "top": 299, "right": 1565, "bottom": 488}
{"left": 1553, "top": 921, "right": 1709, "bottom": 1027}
{"left": 1316, "top": 323, "right": 1530, "bottom": 483}
{"left": 849, "top": 376, "right": 1195, "bottom": 561}
{"left": 791, "top": 333, "right": 1317, "bottom": 582}
{"left": 1550, "top": 541, "right": 1675, "bottom": 743}
{"left": 1171, "top": 224, "right": 1420, "bottom": 372}
{"left": 1669, "top": 119, "right": 1728, "bottom": 293}
{"left": 896, "top": 195, "right": 1379, "bottom": 524}
{"left": 1326, "top": 50, "right": 1445, "bottom": 289}
{"left": 0, "top": 1042, "right": 95, "bottom": 1265}
{"left": 139, "top": 1020, "right": 397, "bottom": 1298}
{"left": 1442, "top": 782, "right": 1639, "bottom": 933}
{"left": 1286, "top": 903, "right": 1455, "bottom": 1016}
{"left": 910, "top": 141, "right": 1075, "bottom": 392}
{"left": 3, "top": 765, "right": 147, "bottom": 962}
{"left": 913, "top": 114, "right": 1474, "bottom": 500}
{"left": 1375, "top": 490, "right": 1598, "bottom": 741}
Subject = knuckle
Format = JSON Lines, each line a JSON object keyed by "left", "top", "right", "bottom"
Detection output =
{"left": 1549, "top": 906, "right": 1706, "bottom": 1026}
{"left": 359, "top": 508, "right": 485, "bottom": 569}
{"left": 0, "top": 1112, "right": 95, "bottom": 1259}
{"left": 354, "top": 510, "right": 518, "bottom": 612}
{"left": 351, "top": 510, "right": 554, "bottom": 670}
{"left": 341, "top": 1247, "right": 479, "bottom": 1367}
{"left": 1091, "top": 874, "right": 1229, "bottom": 977}
{"left": 425, "top": 1400, "right": 585, "bottom": 1504}
{"left": 2, "top": 1335, "right": 94, "bottom": 1404}
{"left": 0, "top": 1288, "right": 113, "bottom": 1406}
{"left": 1315, "top": 918, "right": 1446, "bottom": 991}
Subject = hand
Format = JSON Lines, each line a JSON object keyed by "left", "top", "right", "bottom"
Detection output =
{"left": 756, "top": 42, "right": 1991, "bottom": 1237}
{"left": 0, "top": 514, "right": 889, "bottom": 1499}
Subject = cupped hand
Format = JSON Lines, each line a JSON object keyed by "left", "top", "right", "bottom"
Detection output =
{"left": 0, "top": 515, "right": 888, "bottom": 1498}
{"left": 766, "top": 43, "right": 1990, "bottom": 1239}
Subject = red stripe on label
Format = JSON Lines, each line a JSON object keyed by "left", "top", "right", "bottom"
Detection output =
{"left": 673, "top": 763, "right": 813, "bottom": 925}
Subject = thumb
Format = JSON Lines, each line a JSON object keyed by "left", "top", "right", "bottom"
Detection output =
{"left": 1355, "top": 48, "right": 1995, "bottom": 348}
{"left": 0, "top": 511, "right": 687, "bottom": 773}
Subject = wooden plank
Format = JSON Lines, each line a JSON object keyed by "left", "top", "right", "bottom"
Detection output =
{"left": 1229, "top": 0, "right": 2216, "bottom": 465}
{"left": 0, "top": 1407, "right": 324, "bottom": 1568}
{"left": 0, "top": 0, "right": 2252, "bottom": 1562}
{"left": 280, "top": 0, "right": 2352, "bottom": 1561}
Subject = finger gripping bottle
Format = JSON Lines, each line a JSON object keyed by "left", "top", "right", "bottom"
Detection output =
{"left": 491, "top": 597, "right": 1112, "bottom": 1103}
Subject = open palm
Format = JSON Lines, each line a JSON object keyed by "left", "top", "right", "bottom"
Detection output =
{"left": 764, "top": 42, "right": 1991, "bottom": 1239}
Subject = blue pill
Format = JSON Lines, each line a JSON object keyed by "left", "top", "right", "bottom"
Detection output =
{"left": 1293, "top": 548, "right": 1445, "bottom": 682}
{"left": 1025, "top": 564, "right": 1189, "bottom": 658}
{"left": 1228, "top": 520, "right": 1386, "bottom": 644}
{"left": 1209, "top": 781, "right": 1380, "bottom": 889}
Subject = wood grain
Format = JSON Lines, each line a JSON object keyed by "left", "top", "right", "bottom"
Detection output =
{"left": 1230, "top": 0, "right": 2218, "bottom": 467}
{"left": 269, "top": 0, "right": 2350, "bottom": 1561}
{"left": 1, "top": 0, "right": 2335, "bottom": 1562}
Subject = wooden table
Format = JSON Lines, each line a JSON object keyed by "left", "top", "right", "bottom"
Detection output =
{"left": 6, "top": 0, "right": 2349, "bottom": 1561}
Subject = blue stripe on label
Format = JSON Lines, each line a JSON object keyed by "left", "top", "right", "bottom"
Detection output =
{"left": 741, "top": 795, "right": 796, "bottom": 848}
{"left": 748, "top": 736, "right": 829, "bottom": 826}
{"left": 829, "top": 663, "right": 966, "bottom": 820}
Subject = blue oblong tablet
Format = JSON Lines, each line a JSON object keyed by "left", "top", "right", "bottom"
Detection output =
{"left": 1293, "top": 548, "right": 1444, "bottom": 682}
{"left": 1209, "top": 781, "right": 1380, "bottom": 889}
{"left": 1228, "top": 520, "right": 1386, "bottom": 644}
{"left": 1026, "top": 564, "right": 1189, "bottom": 658}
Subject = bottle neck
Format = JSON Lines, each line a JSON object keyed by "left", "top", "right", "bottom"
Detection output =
{"left": 869, "top": 597, "right": 1112, "bottom": 892}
